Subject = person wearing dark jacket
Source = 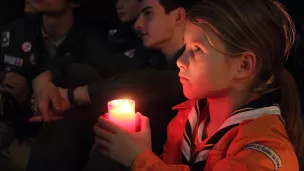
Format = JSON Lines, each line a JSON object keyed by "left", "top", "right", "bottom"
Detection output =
{"left": 0, "top": 0, "right": 109, "bottom": 141}
{"left": 47, "top": 0, "right": 143, "bottom": 80}
{"left": 0, "top": 1, "right": 109, "bottom": 171}
{"left": 0, "top": 0, "right": 108, "bottom": 170}
{"left": 106, "top": 0, "right": 142, "bottom": 54}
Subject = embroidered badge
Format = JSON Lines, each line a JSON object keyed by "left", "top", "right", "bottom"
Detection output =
{"left": 4, "top": 55, "right": 23, "bottom": 67}
{"left": 108, "top": 29, "right": 118, "bottom": 37}
{"left": 21, "top": 42, "right": 32, "bottom": 52}
{"left": 124, "top": 49, "right": 136, "bottom": 58}
{"left": 244, "top": 143, "right": 282, "bottom": 170}
{"left": 1, "top": 32, "right": 10, "bottom": 47}
{"left": 30, "top": 54, "right": 36, "bottom": 65}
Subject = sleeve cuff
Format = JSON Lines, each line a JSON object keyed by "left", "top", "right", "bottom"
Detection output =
{"left": 131, "top": 150, "right": 164, "bottom": 171}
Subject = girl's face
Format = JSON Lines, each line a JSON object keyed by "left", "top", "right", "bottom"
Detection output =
{"left": 177, "top": 21, "right": 241, "bottom": 100}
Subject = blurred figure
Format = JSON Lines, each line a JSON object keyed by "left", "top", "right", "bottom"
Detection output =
{"left": 0, "top": 0, "right": 83, "bottom": 142}
{"left": 24, "top": 0, "right": 37, "bottom": 14}
{"left": 115, "top": 0, "right": 140, "bottom": 23}
{"left": 107, "top": 0, "right": 142, "bottom": 54}
{"left": 0, "top": 1, "right": 28, "bottom": 171}
{"left": 0, "top": 0, "right": 108, "bottom": 170}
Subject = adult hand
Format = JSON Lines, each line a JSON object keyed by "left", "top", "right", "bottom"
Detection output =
{"left": 31, "top": 72, "right": 69, "bottom": 122}
{"left": 30, "top": 87, "right": 72, "bottom": 122}
{"left": 94, "top": 112, "right": 152, "bottom": 168}
{"left": 0, "top": 72, "right": 29, "bottom": 104}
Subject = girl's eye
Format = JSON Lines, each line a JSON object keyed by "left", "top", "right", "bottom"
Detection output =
{"left": 144, "top": 11, "right": 152, "bottom": 17}
{"left": 193, "top": 46, "right": 203, "bottom": 54}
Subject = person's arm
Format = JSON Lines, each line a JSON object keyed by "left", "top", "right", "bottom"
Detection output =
{"left": 33, "top": 71, "right": 53, "bottom": 83}
{"left": 44, "top": 57, "right": 77, "bottom": 83}
{"left": 31, "top": 71, "right": 66, "bottom": 122}
{"left": 73, "top": 86, "right": 91, "bottom": 105}
{"left": 66, "top": 68, "right": 181, "bottom": 111}
{"left": 209, "top": 141, "right": 297, "bottom": 171}
{"left": 0, "top": 72, "right": 30, "bottom": 104}
{"left": 208, "top": 117, "right": 299, "bottom": 171}
{"left": 131, "top": 115, "right": 297, "bottom": 171}
{"left": 31, "top": 54, "right": 149, "bottom": 121}
{"left": 86, "top": 68, "right": 183, "bottom": 114}
{"left": 131, "top": 141, "right": 297, "bottom": 171}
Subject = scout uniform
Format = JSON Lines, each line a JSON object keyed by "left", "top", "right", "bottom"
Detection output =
{"left": 0, "top": 14, "right": 108, "bottom": 85}
{"left": 131, "top": 93, "right": 298, "bottom": 171}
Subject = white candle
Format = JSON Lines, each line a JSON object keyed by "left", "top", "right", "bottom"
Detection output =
{"left": 107, "top": 99, "right": 136, "bottom": 132}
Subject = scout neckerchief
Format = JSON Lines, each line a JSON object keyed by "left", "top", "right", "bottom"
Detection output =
{"left": 181, "top": 94, "right": 283, "bottom": 170}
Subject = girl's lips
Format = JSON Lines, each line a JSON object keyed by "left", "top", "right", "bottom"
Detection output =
{"left": 178, "top": 73, "right": 188, "bottom": 80}
{"left": 179, "top": 76, "right": 189, "bottom": 84}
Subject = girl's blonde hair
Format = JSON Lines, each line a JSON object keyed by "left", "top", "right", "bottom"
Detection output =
{"left": 188, "top": 0, "right": 303, "bottom": 156}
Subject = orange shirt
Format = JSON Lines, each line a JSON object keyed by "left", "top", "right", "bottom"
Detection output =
{"left": 131, "top": 100, "right": 298, "bottom": 171}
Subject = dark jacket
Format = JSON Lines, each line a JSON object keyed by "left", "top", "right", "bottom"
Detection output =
{"left": 107, "top": 24, "right": 141, "bottom": 54}
{"left": 47, "top": 24, "right": 142, "bottom": 82}
{"left": 0, "top": 14, "right": 108, "bottom": 140}
{"left": 0, "top": 14, "right": 109, "bottom": 84}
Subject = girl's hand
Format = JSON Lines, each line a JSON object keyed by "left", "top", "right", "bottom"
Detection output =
{"left": 94, "top": 112, "right": 152, "bottom": 167}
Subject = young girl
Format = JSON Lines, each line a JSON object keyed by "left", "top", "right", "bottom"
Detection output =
{"left": 93, "top": 0, "right": 304, "bottom": 170}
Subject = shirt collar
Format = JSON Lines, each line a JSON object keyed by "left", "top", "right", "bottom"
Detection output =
{"left": 172, "top": 100, "right": 196, "bottom": 110}
{"left": 41, "top": 25, "right": 67, "bottom": 48}
{"left": 173, "top": 92, "right": 280, "bottom": 114}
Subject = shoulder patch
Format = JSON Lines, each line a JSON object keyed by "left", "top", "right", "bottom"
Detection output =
{"left": 244, "top": 143, "right": 282, "bottom": 170}
{"left": 124, "top": 49, "right": 136, "bottom": 58}
{"left": 108, "top": 29, "right": 118, "bottom": 37}
{"left": 1, "top": 32, "right": 10, "bottom": 47}
{"left": 4, "top": 55, "right": 23, "bottom": 67}
{"left": 30, "top": 54, "right": 36, "bottom": 65}
{"left": 21, "top": 41, "right": 32, "bottom": 52}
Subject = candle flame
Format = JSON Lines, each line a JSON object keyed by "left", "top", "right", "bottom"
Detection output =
{"left": 108, "top": 99, "right": 135, "bottom": 113}
{"left": 107, "top": 99, "right": 136, "bottom": 131}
